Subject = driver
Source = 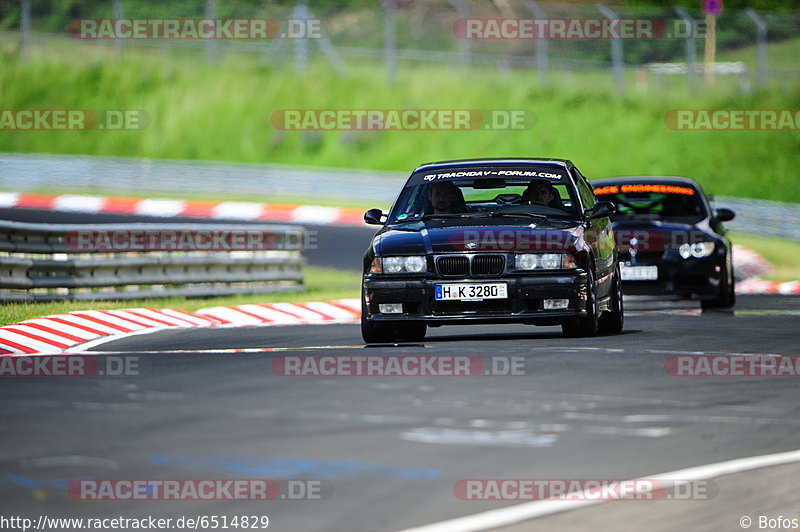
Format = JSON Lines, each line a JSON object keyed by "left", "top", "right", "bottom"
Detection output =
{"left": 524, "top": 181, "right": 556, "bottom": 205}
{"left": 428, "top": 182, "right": 463, "bottom": 214}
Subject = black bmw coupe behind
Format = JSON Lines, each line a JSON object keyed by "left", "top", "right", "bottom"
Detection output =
{"left": 592, "top": 176, "right": 736, "bottom": 309}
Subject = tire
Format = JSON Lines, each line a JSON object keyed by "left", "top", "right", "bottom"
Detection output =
{"left": 360, "top": 296, "right": 427, "bottom": 343}
{"left": 394, "top": 322, "right": 427, "bottom": 342}
{"left": 562, "top": 269, "right": 600, "bottom": 338}
{"left": 598, "top": 265, "right": 624, "bottom": 334}
{"left": 361, "top": 318, "right": 394, "bottom": 344}
{"left": 701, "top": 255, "right": 735, "bottom": 310}
{"left": 361, "top": 296, "right": 392, "bottom": 343}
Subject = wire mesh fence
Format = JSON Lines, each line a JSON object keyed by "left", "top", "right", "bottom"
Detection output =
{"left": 5, "top": 0, "right": 800, "bottom": 93}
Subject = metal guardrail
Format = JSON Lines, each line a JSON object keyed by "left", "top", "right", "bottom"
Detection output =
{"left": 0, "top": 220, "right": 306, "bottom": 302}
{"left": 2, "top": 153, "right": 798, "bottom": 241}
{"left": 0, "top": 152, "right": 403, "bottom": 203}
{"left": 714, "top": 196, "right": 800, "bottom": 242}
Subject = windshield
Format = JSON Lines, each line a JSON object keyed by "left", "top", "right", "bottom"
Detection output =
{"left": 388, "top": 168, "right": 581, "bottom": 224}
{"left": 594, "top": 183, "right": 707, "bottom": 222}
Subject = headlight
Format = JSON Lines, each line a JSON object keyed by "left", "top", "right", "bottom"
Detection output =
{"left": 516, "top": 254, "right": 539, "bottom": 270}
{"left": 539, "top": 254, "right": 562, "bottom": 269}
{"left": 373, "top": 256, "right": 427, "bottom": 274}
{"left": 404, "top": 256, "right": 427, "bottom": 273}
{"left": 679, "top": 242, "right": 715, "bottom": 259}
{"left": 515, "top": 253, "right": 577, "bottom": 270}
{"left": 383, "top": 257, "right": 405, "bottom": 273}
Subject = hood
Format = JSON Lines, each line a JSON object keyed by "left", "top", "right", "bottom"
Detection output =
{"left": 375, "top": 219, "right": 587, "bottom": 255}
{"left": 611, "top": 218, "right": 718, "bottom": 252}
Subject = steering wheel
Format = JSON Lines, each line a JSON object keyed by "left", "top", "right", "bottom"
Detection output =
{"left": 494, "top": 194, "right": 522, "bottom": 205}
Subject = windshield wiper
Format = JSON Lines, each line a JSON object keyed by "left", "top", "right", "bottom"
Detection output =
{"left": 400, "top": 212, "right": 553, "bottom": 223}
{"left": 483, "top": 212, "right": 549, "bottom": 220}
{"left": 400, "top": 213, "right": 478, "bottom": 222}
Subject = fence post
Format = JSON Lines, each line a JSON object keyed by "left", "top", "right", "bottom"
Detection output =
{"left": 674, "top": 7, "right": 697, "bottom": 89}
{"left": 598, "top": 4, "right": 624, "bottom": 95}
{"left": 448, "top": 0, "right": 471, "bottom": 69}
{"left": 744, "top": 8, "right": 768, "bottom": 87}
{"left": 384, "top": 0, "right": 397, "bottom": 83}
{"left": 21, "top": 0, "right": 31, "bottom": 61}
{"left": 523, "top": 0, "right": 549, "bottom": 85}
{"left": 113, "top": 0, "right": 124, "bottom": 56}
{"left": 293, "top": 1, "right": 309, "bottom": 74}
{"left": 206, "top": 0, "right": 218, "bottom": 64}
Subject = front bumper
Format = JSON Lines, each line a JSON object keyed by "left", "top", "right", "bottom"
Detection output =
{"left": 363, "top": 271, "right": 589, "bottom": 326}
{"left": 620, "top": 253, "right": 725, "bottom": 299}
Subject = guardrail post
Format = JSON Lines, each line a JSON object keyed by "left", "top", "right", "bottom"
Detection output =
{"left": 674, "top": 7, "right": 697, "bottom": 89}
{"left": 524, "top": 0, "right": 549, "bottom": 85}
{"left": 744, "top": 8, "right": 768, "bottom": 87}
{"left": 598, "top": 4, "right": 624, "bottom": 95}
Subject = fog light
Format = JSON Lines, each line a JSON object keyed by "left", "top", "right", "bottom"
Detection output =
{"left": 543, "top": 299, "right": 569, "bottom": 310}
{"left": 379, "top": 303, "right": 403, "bottom": 314}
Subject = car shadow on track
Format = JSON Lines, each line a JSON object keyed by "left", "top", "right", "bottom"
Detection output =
{"left": 419, "top": 329, "right": 642, "bottom": 343}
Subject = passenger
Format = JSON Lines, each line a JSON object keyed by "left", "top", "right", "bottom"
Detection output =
{"left": 523, "top": 181, "right": 563, "bottom": 209}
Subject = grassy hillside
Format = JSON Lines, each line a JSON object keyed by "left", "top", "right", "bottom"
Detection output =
{"left": 1, "top": 35, "right": 799, "bottom": 202}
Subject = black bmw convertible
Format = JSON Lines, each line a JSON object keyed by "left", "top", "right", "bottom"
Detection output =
{"left": 360, "top": 158, "right": 624, "bottom": 343}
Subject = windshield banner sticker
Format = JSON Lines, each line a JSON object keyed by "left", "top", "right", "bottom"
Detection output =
{"left": 423, "top": 169, "right": 563, "bottom": 182}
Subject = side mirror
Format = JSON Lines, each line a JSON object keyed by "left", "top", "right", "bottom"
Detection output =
{"left": 586, "top": 201, "right": 616, "bottom": 221}
{"left": 364, "top": 208, "right": 385, "bottom": 225}
{"left": 716, "top": 208, "right": 735, "bottom": 222}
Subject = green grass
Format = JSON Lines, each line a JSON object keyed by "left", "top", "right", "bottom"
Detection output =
{"left": 0, "top": 266, "right": 361, "bottom": 326}
{"left": 1, "top": 34, "right": 799, "bottom": 203}
{"left": 731, "top": 232, "right": 800, "bottom": 281}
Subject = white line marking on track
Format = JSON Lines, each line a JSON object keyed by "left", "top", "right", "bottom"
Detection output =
{"left": 397, "top": 447, "right": 800, "bottom": 532}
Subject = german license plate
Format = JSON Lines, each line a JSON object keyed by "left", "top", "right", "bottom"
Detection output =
{"left": 620, "top": 264, "right": 658, "bottom": 281}
{"left": 435, "top": 283, "right": 508, "bottom": 301}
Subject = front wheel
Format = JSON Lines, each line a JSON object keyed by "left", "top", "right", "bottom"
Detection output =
{"left": 361, "top": 320, "right": 427, "bottom": 343}
{"left": 701, "top": 258, "right": 735, "bottom": 310}
{"left": 361, "top": 297, "right": 428, "bottom": 343}
{"left": 598, "top": 265, "right": 624, "bottom": 334}
{"left": 361, "top": 296, "right": 393, "bottom": 343}
{"left": 361, "top": 318, "right": 394, "bottom": 344}
{"left": 562, "top": 270, "right": 599, "bottom": 338}
{"left": 394, "top": 322, "right": 427, "bottom": 342}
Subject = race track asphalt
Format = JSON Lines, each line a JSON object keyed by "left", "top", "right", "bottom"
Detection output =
{"left": 1, "top": 208, "right": 798, "bottom": 531}
{"left": 1, "top": 295, "right": 798, "bottom": 531}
